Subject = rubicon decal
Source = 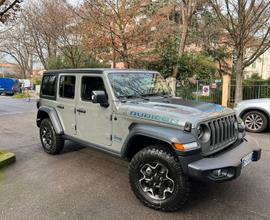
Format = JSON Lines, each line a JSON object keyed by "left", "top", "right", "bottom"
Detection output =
{"left": 129, "top": 111, "right": 179, "bottom": 125}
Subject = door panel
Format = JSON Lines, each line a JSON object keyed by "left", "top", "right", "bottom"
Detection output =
{"left": 76, "top": 75, "right": 112, "bottom": 146}
{"left": 56, "top": 75, "right": 77, "bottom": 136}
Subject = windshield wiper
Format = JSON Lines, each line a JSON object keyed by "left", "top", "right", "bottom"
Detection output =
{"left": 142, "top": 93, "right": 171, "bottom": 98}
{"left": 118, "top": 87, "right": 150, "bottom": 101}
{"left": 122, "top": 94, "right": 149, "bottom": 101}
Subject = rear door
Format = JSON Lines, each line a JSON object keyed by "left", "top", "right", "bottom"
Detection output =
{"left": 76, "top": 74, "right": 113, "bottom": 147}
{"left": 56, "top": 74, "right": 77, "bottom": 136}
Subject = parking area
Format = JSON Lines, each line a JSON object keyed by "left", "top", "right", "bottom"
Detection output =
{"left": 0, "top": 96, "right": 36, "bottom": 115}
{"left": 0, "top": 97, "right": 270, "bottom": 220}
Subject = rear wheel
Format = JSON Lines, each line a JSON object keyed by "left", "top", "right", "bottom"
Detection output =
{"left": 40, "top": 118, "right": 64, "bottom": 154}
{"left": 243, "top": 110, "right": 268, "bottom": 133}
{"left": 129, "top": 145, "right": 190, "bottom": 212}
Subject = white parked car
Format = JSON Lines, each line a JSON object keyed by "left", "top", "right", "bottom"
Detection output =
{"left": 235, "top": 99, "right": 270, "bottom": 133}
{"left": 19, "top": 79, "right": 31, "bottom": 90}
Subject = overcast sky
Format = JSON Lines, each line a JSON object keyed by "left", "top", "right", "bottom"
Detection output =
{"left": 67, "top": 0, "right": 84, "bottom": 6}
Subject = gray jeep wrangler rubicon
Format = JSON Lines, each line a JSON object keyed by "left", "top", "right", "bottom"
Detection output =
{"left": 36, "top": 69, "right": 261, "bottom": 212}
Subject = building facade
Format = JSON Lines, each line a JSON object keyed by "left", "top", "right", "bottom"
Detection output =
{"left": 245, "top": 49, "right": 270, "bottom": 80}
{"left": 0, "top": 63, "right": 19, "bottom": 77}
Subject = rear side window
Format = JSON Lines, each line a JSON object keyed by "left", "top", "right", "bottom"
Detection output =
{"left": 59, "top": 75, "right": 76, "bottom": 99}
{"left": 81, "top": 77, "right": 106, "bottom": 101}
{"left": 41, "top": 75, "right": 57, "bottom": 98}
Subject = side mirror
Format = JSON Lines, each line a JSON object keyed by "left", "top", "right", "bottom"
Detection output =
{"left": 92, "top": 90, "right": 109, "bottom": 107}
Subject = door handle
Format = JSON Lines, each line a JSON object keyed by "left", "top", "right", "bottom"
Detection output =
{"left": 77, "top": 108, "right": 86, "bottom": 114}
{"left": 57, "top": 105, "right": 64, "bottom": 109}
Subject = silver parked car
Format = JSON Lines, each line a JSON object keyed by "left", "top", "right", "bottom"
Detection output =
{"left": 235, "top": 99, "right": 270, "bottom": 133}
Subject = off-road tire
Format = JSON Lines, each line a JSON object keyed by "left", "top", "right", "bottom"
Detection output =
{"left": 40, "top": 118, "right": 64, "bottom": 155}
{"left": 243, "top": 110, "right": 268, "bottom": 133}
{"left": 128, "top": 145, "right": 190, "bottom": 212}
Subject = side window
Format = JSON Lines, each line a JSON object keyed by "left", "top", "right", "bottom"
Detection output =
{"left": 41, "top": 75, "right": 57, "bottom": 98}
{"left": 81, "top": 77, "right": 106, "bottom": 101}
{"left": 59, "top": 75, "right": 76, "bottom": 99}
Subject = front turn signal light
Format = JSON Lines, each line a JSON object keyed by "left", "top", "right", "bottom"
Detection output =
{"left": 174, "top": 142, "right": 200, "bottom": 152}
{"left": 174, "top": 143, "right": 185, "bottom": 151}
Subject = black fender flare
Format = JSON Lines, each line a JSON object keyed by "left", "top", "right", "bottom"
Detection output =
{"left": 121, "top": 123, "right": 197, "bottom": 157}
{"left": 36, "top": 106, "right": 64, "bottom": 135}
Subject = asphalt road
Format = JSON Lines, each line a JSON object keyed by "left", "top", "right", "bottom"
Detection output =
{"left": 0, "top": 97, "right": 270, "bottom": 220}
{"left": 0, "top": 96, "right": 36, "bottom": 115}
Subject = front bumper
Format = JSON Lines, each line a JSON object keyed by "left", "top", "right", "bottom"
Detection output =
{"left": 180, "top": 136, "right": 261, "bottom": 182}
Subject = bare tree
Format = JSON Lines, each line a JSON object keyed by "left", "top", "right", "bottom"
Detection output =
{"left": 169, "top": 0, "right": 205, "bottom": 77}
{"left": 0, "top": 0, "right": 21, "bottom": 23}
{"left": 80, "top": 0, "right": 171, "bottom": 68}
{"left": 0, "top": 25, "right": 33, "bottom": 78}
{"left": 22, "top": 0, "right": 86, "bottom": 69}
{"left": 49, "top": 2, "right": 84, "bottom": 68}
{"left": 210, "top": 0, "right": 270, "bottom": 104}
{"left": 22, "top": 1, "right": 59, "bottom": 69}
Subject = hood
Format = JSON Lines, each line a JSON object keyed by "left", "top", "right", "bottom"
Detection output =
{"left": 118, "top": 97, "right": 235, "bottom": 129}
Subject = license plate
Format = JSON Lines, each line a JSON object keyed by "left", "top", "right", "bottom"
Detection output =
{"left": 241, "top": 152, "right": 253, "bottom": 167}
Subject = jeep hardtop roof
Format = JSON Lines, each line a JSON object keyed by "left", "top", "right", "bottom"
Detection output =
{"left": 43, "top": 68, "right": 157, "bottom": 75}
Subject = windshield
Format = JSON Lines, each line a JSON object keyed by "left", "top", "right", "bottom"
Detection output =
{"left": 108, "top": 72, "right": 171, "bottom": 99}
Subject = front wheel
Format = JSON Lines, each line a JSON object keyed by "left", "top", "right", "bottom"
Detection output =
{"left": 243, "top": 110, "right": 268, "bottom": 133}
{"left": 128, "top": 146, "right": 190, "bottom": 212}
{"left": 40, "top": 118, "right": 64, "bottom": 154}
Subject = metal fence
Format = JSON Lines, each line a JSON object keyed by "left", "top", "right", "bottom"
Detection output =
{"left": 176, "top": 79, "right": 270, "bottom": 105}
{"left": 176, "top": 79, "right": 223, "bottom": 104}
{"left": 229, "top": 82, "right": 270, "bottom": 103}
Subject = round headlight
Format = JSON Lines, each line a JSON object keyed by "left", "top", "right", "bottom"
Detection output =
{"left": 239, "top": 121, "right": 245, "bottom": 132}
{"left": 197, "top": 126, "right": 203, "bottom": 138}
{"left": 237, "top": 117, "right": 245, "bottom": 132}
{"left": 197, "top": 124, "right": 210, "bottom": 143}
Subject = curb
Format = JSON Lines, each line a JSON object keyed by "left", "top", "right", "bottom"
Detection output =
{"left": 0, "top": 151, "right": 16, "bottom": 168}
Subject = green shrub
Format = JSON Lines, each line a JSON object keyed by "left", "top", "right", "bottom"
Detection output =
{"left": 31, "top": 76, "right": 42, "bottom": 85}
{"left": 13, "top": 92, "right": 31, "bottom": 99}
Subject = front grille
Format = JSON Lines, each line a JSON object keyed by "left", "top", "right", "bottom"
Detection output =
{"left": 207, "top": 114, "right": 238, "bottom": 153}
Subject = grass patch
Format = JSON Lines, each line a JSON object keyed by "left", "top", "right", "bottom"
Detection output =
{"left": 13, "top": 92, "right": 31, "bottom": 99}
